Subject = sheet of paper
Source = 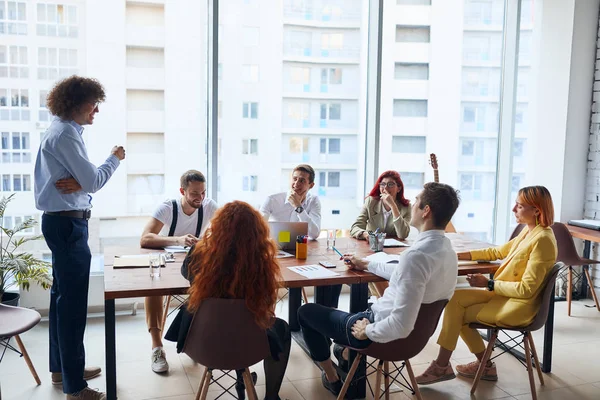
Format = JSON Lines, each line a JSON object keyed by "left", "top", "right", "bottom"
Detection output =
{"left": 113, "top": 254, "right": 150, "bottom": 268}
{"left": 276, "top": 250, "right": 294, "bottom": 259}
{"left": 383, "top": 238, "right": 409, "bottom": 247}
{"left": 365, "top": 252, "right": 400, "bottom": 263}
{"left": 163, "top": 246, "right": 189, "bottom": 253}
{"left": 278, "top": 231, "right": 291, "bottom": 243}
{"left": 288, "top": 265, "right": 339, "bottom": 279}
{"left": 569, "top": 219, "right": 600, "bottom": 227}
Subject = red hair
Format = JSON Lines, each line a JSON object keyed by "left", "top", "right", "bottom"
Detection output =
{"left": 186, "top": 201, "right": 281, "bottom": 329}
{"left": 518, "top": 186, "right": 555, "bottom": 228}
{"left": 367, "top": 170, "right": 410, "bottom": 207}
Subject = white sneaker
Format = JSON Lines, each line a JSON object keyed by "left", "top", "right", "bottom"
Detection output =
{"left": 151, "top": 347, "right": 169, "bottom": 373}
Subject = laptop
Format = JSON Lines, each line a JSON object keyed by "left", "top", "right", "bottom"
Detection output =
{"left": 567, "top": 219, "right": 600, "bottom": 231}
{"left": 269, "top": 221, "right": 309, "bottom": 250}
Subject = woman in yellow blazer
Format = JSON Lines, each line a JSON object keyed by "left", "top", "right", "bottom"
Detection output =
{"left": 416, "top": 186, "right": 557, "bottom": 385}
{"left": 350, "top": 170, "right": 411, "bottom": 240}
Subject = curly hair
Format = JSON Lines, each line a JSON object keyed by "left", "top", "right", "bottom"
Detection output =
{"left": 46, "top": 75, "right": 105, "bottom": 120}
{"left": 186, "top": 201, "right": 281, "bottom": 329}
{"left": 367, "top": 170, "right": 410, "bottom": 207}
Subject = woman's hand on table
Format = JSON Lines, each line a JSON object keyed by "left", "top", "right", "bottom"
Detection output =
{"left": 466, "top": 273, "right": 489, "bottom": 288}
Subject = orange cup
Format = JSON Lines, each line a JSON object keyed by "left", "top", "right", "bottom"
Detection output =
{"left": 296, "top": 242, "right": 307, "bottom": 260}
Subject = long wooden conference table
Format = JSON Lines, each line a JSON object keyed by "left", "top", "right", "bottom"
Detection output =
{"left": 103, "top": 233, "right": 555, "bottom": 400}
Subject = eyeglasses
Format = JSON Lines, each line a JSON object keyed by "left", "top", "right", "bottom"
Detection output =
{"left": 379, "top": 182, "right": 397, "bottom": 189}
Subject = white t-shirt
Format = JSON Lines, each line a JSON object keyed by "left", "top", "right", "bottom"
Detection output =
{"left": 152, "top": 197, "right": 218, "bottom": 237}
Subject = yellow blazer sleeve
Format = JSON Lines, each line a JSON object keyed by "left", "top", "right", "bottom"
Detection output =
{"left": 470, "top": 236, "right": 517, "bottom": 261}
{"left": 494, "top": 235, "right": 557, "bottom": 299}
{"left": 392, "top": 204, "right": 411, "bottom": 239}
{"left": 350, "top": 199, "right": 370, "bottom": 238}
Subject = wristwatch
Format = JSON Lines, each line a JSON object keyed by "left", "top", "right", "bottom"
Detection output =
{"left": 295, "top": 206, "right": 304, "bottom": 214}
{"left": 487, "top": 279, "right": 495, "bottom": 291}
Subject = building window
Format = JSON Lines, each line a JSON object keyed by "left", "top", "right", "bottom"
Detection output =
{"left": 242, "top": 64, "right": 259, "bottom": 83}
{"left": 289, "top": 137, "right": 309, "bottom": 154}
{"left": 8, "top": 173, "right": 31, "bottom": 191}
{"left": 242, "top": 175, "right": 258, "bottom": 191}
{"left": 288, "top": 30, "right": 312, "bottom": 55}
{"left": 321, "top": 33, "right": 344, "bottom": 50}
{"left": 393, "top": 99, "right": 427, "bottom": 117}
{"left": 392, "top": 136, "right": 426, "bottom": 153}
{"left": 242, "top": 26, "right": 259, "bottom": 47}
{"left": 39, "top": 90, "right": 51, "bottom": 121}
{"left": 288, "top": 103, "right": 309, "bottom": 122}
{"left": 395, "top": 26, "right": 430, "bottom": 43}
{"left": 0, "top": 88, "right": 29, "bottom": 120}
{"left": 461, "top": 139, "right": 475, "bottom": 156}
{"left": 319, "top": 171, "right": 341, "bottom": 188}
{"left": 38, "top": 47, "right": 78, "bottom": 80}
{"left": 0, "top": 45, "right": 28, "bottom": 78}
{"left": 513, "top": 139, "right": 524, "bottom": 157}
{"left": 399, "top": 172, "right": 425, "bottom": 189}
{"left": 242, "top": 138, "right": 258, "bottom": 155}
{"left": 319, "top": 138, "right": 341, "bottom": 154}
{"left": 321, "top": 68, "right": 342, "bottom": 84}
{"left": 0, "top": 1, "right": 27, "bottom": 35}
{"left": 320, "top": 103, "right": 341, "bottom": 120}
{"left": 511, "top": 175, "right": 521, "bottom": 193}
{"left": 1, "top": 131, "right": 30, "bottom": 163}
{"left": 464, "top": 0, "right": 495, "bottom": 26}
{"left": 290, "top": 66, "right": 310, "bottom": 85}
{"left": 394, "top": 63, "right": 428, "bottom": 80}
{"left": 242, "top": 102, "right": 258, "bottom": 119}
{"left": 1, "top": 174, "right": 10, "bottom": 191}
{"left": 36, "top": 3, "right": 78, "bottom": 38}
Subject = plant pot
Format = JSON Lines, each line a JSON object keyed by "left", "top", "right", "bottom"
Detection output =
{"left": 1, "top": 292, "right": 20, "bottom": 306}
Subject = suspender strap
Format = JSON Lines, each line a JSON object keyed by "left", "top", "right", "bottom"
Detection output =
{"left": 168, "top": 199, "right": 178, "bottom": 237}
{"left": 195, "top": 205, "right": 204, "bottom": 237}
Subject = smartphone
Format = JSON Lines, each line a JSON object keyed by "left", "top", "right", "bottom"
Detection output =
{"left": 319, "top": 261, "right": 336, "bottom": 268}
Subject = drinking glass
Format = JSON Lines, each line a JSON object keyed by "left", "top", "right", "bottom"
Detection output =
{"left": 149, "top": 253, "right": 161, "bottom": 278}
{"left": 327, "top": 229, "right": 337, "bottom": 250}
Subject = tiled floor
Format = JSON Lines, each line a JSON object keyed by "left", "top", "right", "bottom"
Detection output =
{"left": 1, "top": 295, "right": 600, "bottom": 400}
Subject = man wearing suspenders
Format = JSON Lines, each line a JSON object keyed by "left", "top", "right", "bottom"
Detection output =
{"left": 140, "top": 170, "right": 218, "bottom": 373}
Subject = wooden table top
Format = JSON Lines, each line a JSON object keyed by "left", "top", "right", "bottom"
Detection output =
{"left": 565, "top": 224, "right": 600, "bottom": 243}
{"left": 104, "top": 234, "right": 500, "bottom": 300}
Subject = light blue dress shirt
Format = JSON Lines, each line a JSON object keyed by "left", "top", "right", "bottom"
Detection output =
{"left": 34, "top": 117, "right": 120, "bottom": 212}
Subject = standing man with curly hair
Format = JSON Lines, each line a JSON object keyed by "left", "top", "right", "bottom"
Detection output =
{"left": 34, "top": 76, "right": 125, "bottom": 400}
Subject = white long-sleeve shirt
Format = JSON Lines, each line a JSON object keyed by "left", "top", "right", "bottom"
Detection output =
{"left": 365, "top": 229, "right": 458, "bottom": 343}
{"left": 259, "top": 192, "right": 321, "bottom": 239}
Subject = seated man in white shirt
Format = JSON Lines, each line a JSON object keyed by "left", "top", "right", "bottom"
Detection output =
{"left": 297, "top": 182, "right": 460, "bottom": 396}
{"left": 260, "top": 164, "right": 343, "bottom": 307}
{"left": 139, "top": 170, "right": 218, "bottom": 373}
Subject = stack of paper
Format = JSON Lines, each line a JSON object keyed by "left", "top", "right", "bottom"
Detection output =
{"left": 163, "top": 246, "right": 189, "bottom": 253}
{"left": 383, "top": 238, "right": 409, "bottom": 247}
{"left": 113, "top": 254, "right": 150, "bottom": 268}
{"left": 288, "top": 265, "right": 339, "bottom": 279}
{"left": 365, "top": 252, "right": 400, "bottom": 263}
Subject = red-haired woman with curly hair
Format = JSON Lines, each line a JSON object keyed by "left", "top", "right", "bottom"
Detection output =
{"left": 350, "top": 170, "right": 411, "bottom": 240}
{"left": 165, "top": 201, "right": 290, "bottom": 400}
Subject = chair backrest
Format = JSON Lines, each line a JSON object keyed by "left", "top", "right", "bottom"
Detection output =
{"left": 0, "top": 304, "right": 41, "bottom": 337}
{"left": 510, "top": 224, "right": 525, "bottom": 241}
{"left": 182, "top": 298, "right": 270, "bottom": 370}
{"left": 359, "top": 299, "right": 448, "bottom": 361}
{"left": 550, "top": 222, "right": 586, "bottom": 264}
{"left": 526, "top": 262, "right": 562, "bottom": 331}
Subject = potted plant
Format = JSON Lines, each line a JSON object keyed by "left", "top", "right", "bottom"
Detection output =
{"left": 1, "top": 194, "right": 52, "bottom": 306}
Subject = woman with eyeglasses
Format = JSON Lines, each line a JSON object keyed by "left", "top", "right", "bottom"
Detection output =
{"left": 350, "top": 170, "right": 411, "bottom": 240}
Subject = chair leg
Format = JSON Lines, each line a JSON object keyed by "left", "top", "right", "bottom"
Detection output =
{"left": 301, "top": 288, "right": 309, "bottom": 304}
{"left": 243, "top": 368, "right": 258, "bottom": 400}
{"left": 161, "top": 295, "right": 172, "bottom": 332}
{"left": 471, "top": 330, "right": 498, "bottom": 395}
{"left": 196, "top": 367, "right": 209, "bottom": 400}
{"left": 337, "top": 354, "right": 362, "bottom": 400}
{"left": 384, "top": 361, "right": 390, "bottom": 400}
{"left": 13, "top": 335, "right": 41, "bottom": 385}
{"left": 583, "top": 267, "right": 600, "bottom": 311}
{"left": 567, "top": 266, "right": 573, "bottom": 317}
{"left": 523, "top": 333, "right": 538, "bottom": 400}
{"left": 404, "top": 359, "right": 423, "bottom": 400}
{"left": 527, "top": 334, "right": 544, "bottom": 386}
{"left": 374, "top": 360, "right": 383, "bottom": 400}
{"left": 199, "top": 369, "right": 212, "bottom": 400}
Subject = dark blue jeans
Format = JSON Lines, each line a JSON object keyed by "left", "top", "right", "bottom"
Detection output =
{"left": 298, "top": 303, "right": 373, "bottom": 362}
{"left": 42, "top": 214, "right": 91, "bottom": 394}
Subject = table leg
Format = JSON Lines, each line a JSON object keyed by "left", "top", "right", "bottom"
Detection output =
{"left": 343, "top": 283, "right": 369, "bottom": 400}
{"left": 542, "top": 283, "right": 555, "bottom": 373}
{"left": 581, "top": 240, "right": 591, "bottom": 299}
{"left": 105, "top": 299, "right": 117, "bottom": 400}
{"left": 288, "top": 288, "right": 302, "bottom": 331}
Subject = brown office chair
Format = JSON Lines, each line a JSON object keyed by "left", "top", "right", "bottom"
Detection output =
{"left": 550, "top": 222, "right": 600, "bottom": 315}
{"left": 509, "top": 223, "right": 526, "bottom": 240}
{"left": 0, "top": 304, "right": 42, "bottom": 385}
{"left": 469, "top": 262, "right": 562, "bottom": 400}
{"left": 182, "top": 298, "right": 270, "bottom": 400}
{"left": 336, "top": 299, "right": 448, "bottom": 400}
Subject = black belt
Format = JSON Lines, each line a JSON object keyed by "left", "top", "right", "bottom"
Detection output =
{"left": 45, "top": 210, "right": 91, "bottom": 220}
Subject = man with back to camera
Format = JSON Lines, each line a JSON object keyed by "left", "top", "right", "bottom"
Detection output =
{"left": 260, "top": 164, "right": 343, "bottom": 307}
{"left": 297, "top": 183, "right": 460, "bottom": 396}
{"left": 34, "top": 75, "right": 125, "bottom": 400}
{"left": 139, "top": 170, "right": 218, "bottom": 373}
